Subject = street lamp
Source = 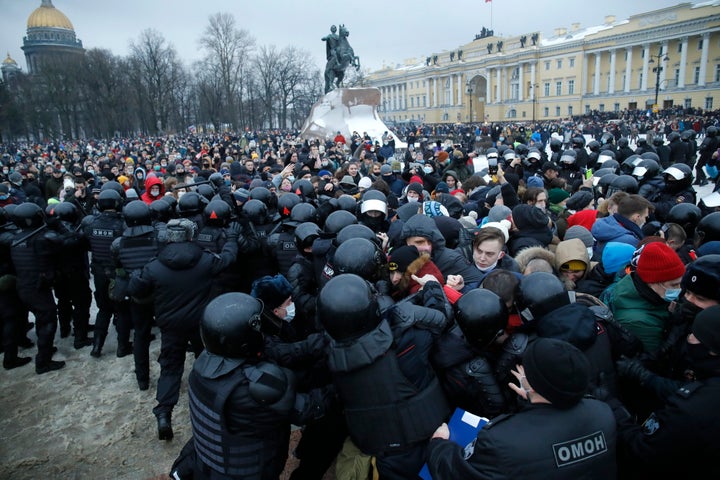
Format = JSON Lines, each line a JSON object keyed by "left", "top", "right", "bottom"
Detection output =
{"left": 466, "top": 80, "right": 474, "bottom": 123}
{"left": 648, "top": 48, "right": 670, "bottom": 113}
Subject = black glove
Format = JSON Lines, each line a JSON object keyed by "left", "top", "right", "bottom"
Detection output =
{"left": 226, "top": 221, "right": 242, "bottom": 240}
{"left": 616, "top": 356, "right": 652, "bottom": 386}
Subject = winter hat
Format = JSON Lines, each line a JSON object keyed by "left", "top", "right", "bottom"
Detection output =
{"left": 482, "top": 220, "right": 511, "bottom": 242}
{"left": 564, "top": 225, "right": 594, "bottom": 249}
{"left": 566, "top": 191, "right": 594, "bottom": 211}
{"left": 567, "top": 209, "right": 598, "bottom": 232}
{"left": 484, "top": 185, "right": 502, "bottom": 206}
{"left": 548, "top": 188, "right": 570, "bottom": 205}
{"left": 697, "top": 241, "right": 720, "bottom": 257}
{"left": 692, "top": 305, "right": 720, "bottom": 353}
{"left": 340, "top": 175, "right": 356, "bottom": 186}
{"left": 125, "top": 189, "right": 138, "bottom": 200}
{"left": 117, "top": 175, "right": 129, "bottom": 185}
{"left": 522, "top": 337, "right": 590, "bottom": 409}
{"left": 512, "top": 204, "right": 549, "bottom": 230}
{"left": 318, "top": 169, "right": 332, "bottom": 179}
{"left": 636, "top": 242, "right": 686, "bottom": 284}
{"left": 407, "top": 182, "right": 424, "bottom": 196}
{"left": 435, "top": 182, "right": 450, "bottom": 194}
{"left": 541, "top": 161, "right": 559, "bottom": 173}
{"left": 488, "top": 205, "right": 512, "bottom": 223}
{"left": 437, "top": 151, "right": 449, "bottom": 163}
{"left": 601, "top": 242, "right": 636, "bottom": 274}
{"left": 251, "top": 274, "right": 292, "bottom": 309}
{"left": 459, "top": 210, "right": 479, "bottom": 229}
{"left": 358, "top": 176, "right": 373, "bottom": 189}
{"left": 422, "top": 200, "right": 449, "bottom": 218}
{"left": 681, "top": 254, "right": 720, "bottom": 302}
{"left": 526, "top": 176, "right": 544, "bottom": 188}
{"left": 388, "top": 245, "right": 420, "bottom": 273}
{"left": 8, "top": 172, "right": 22, "bottom": 186}
{"left": 380, "top": 164, "right": 392, "bottom": 175}
{"left": 409, "top": 175, "right": 424, "bottom": 185}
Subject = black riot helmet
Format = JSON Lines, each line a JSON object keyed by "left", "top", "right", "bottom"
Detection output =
{"left": 201, "top": 292, "right": 264, "bottom": 358}
{"left": 277, "top": 193, "right": 301, "bottom": 219}
{"left": 515, "top": 143, "right": 529, "bottom": 157}
{"left": 596, "top": 173, "right": 618, "bottom": 197}
{"left": 455, "top": 289, "right": 508, "bottom": 349}
{"left": 632, "top": 159, "right": 661, "bottom": 181}
{"left": 208, "top": 172, "right": 224, "bottom": 189}
{"left": 636, "top": 137, "right": 648, "bottom": 148}
{"left": 290, "top": 202, "right": 317, "bottom": 224}
{"left": 177, "top": 191, "right": 205, "bottom": 217}
{"left": 706, "top": 126, "right": 718, "bottom": 138}
{"left": 100, "top": 180, "right": 125, "bottom": 198}
{"left": 149, "top": 198, "right": 173, "bottom": 223}
{"left": 249, "top": 186, "right": 272, "bottom": 205}
{"left": 639, "top": 151, "right": 660, "bottom": 163}
{"left": 606, "top": 175, "right": 639, "bottom": 196}
{"left": 336, "top": 194, "right": 358, "bottom": 214}
{"left": 333, "top": 237, "right": 386, "bottom": 280}
{"left": 667, "top": 132, "right": 681, "bottom": 143}
{"left": 97, "top": 189, "right": 123, "bottom": 212}
{"left": 122, "top": 200, "right": 152, "bottom": 227}
{"left": 203, "top": 199, "right": 232, "bottom": 227}
{"left": 618, "top": 137, "right": 629, "bottom": 149}
{"left": 559, "top": 149, "right": 577, "bottom": 165}
{"left": 600, "top": 132, "right": 615, "bottom": 145}
{"left": 196, "top": 183, "right": 215, "bottom": 202}
{"left": 46, "top": 202, "right": 79, "bottom": 225}
{"left": 161, "top": 194, "right": 177, "bottom": 212}
{"left": 571, "top": 136, "right": 586, "bottom": 148}
{"left": 294, "top": 222, "right": 321, "bottom": 251}
{"left": 13, "top": 202, "right": 45, "bottom": 229}
{"left": 621, "top": 155, "right": 642, "bottom": 175}
{"left": 323, "top": 209, "right": 357, "bottom": 235}
{"left": 0, "top": 206, "right": 7, "bottom": 227}
{"left": 667, "top": 203, "right": 702, "bottom": 239}
{"left": 293, "top": 179, "right": 315, "bottom": 198}
{"left": 664, "top": 163, "right": 692, "bottom": 183}
{"left": 515, "top": 272, "right": 570, "bottom": 323}
{"left": 587, "top": 140, "right": 601, "bottom": 152}
{"left": 695, "top": 212, "right": 720, "bottom": 248}
{"left": 596, "top": 149, "right": 616, "bottom": 167}
{"left": 549, "top": 138, "right": 562, "bottom": 152}
{"left": 317, "top": 273, "right": 381, "bottom": 341}
{"left": 653, "top": 136, "right": 665, "bottom": 147}
{"left": 336, "top": 224, "right": 379, "bottom": 246}
{"left": 242, "top": 199, "right": 269, "bottom": 224}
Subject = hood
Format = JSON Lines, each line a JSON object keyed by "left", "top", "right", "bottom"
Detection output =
{"left": 157, "top": 242, "right": 202, "bottom": 270}
{"left": 554, "top": 238, "right": 590, "bottom": 272}
{"left": 514, "top": 245, "right": 556, "bottom": 273}
{"left": 536, "top": 303, "right": 598, "bottom": 351}
{"left": 591, "top": 216, "right": 632, "bottom": 243}
{"left": 400, "top": 214, "right": 446, "bottom": 250}
{"left": 397, "top": 253, "right": 444, "bottom": 295}
{"left": 144, "top": 173, "right": 165, "bottom": 192}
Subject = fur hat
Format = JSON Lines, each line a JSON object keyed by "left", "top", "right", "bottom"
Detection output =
{"left": 251, "top": 274, "right": 292, "bottom": 309}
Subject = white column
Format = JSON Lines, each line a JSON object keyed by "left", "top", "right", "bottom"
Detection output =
{"left": 486, "top": 69, "right": 492, "bottom": 103}
{"left": 496, "top": 68, "right": 502, "bottom": 102}
{"left": 678, "top": 37, "right": 688, "bottom": 88}
{"left": 425, "top": 79, "right": 430, "bottom": 107}
{"left": 609, "top": 49, "right": 616, "bottom": 94}
{"left": 518, "top": 63, "right": 524, "bottom": 101}
{"left": 530, "top": 62, "right": 536, "bottom": 98}
{"left": 449, "top": 76, "right": 455, "bottom": 106}
{"left": 457, "top": 74, "right": 463, "bottom": 105}
{"left": 593, "top": 52, "right": 601, "bottom": 95}
{"left": 433, "top": 77, "right": 438, "bottom": 107}
{"left": 624, "top": 47, "right": 633, "bottom": 92}
{"left": 582, "top": 55, "right": 588, "bottom": 94}
{"left": 659, "top": 42, "right": 668, "bottom": 90}
{"left": 641, "top": 44, "right": 650, "bottom": 91}
{"left": 699, "top": 33, "right": 710, "bottom": 86}
{"left": 401, "top": 83, "right": 405, "bottom": 110}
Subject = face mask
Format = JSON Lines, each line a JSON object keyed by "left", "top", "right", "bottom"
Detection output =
{"left": 664, "top": 288, "right": 682, "bottom": 302}
{"left": 407, "top": 196, "right": 419, "bottom": 203}
{"left": 224, "top": 179, "right": 231, "bottom": 186}
{"left": 477, "top": 260, "right": 499, "bottom": 274}
{"left": 2, "top": 170, "right": 8, "bottom": 175}
{"left": 321, "top": 160, "right": 329, "bottom": 166}
{"left": 154, "top": 166, "right": 161, "bottom": 171}
{"left": 684, "top": 342, "right": 720, "bottom": 377}
{"left": 282, "top": 302, "right": 295, "bottom": 322}
{"left": 0, "top": 194, "right": 8, "bottom": 201}
{"left": 150, "top": 188, "right": 160, "bottom": 197}
{"left": 87, "top": 169, "right": 94, "bottom": 174}
{"left": 423, "top": 166, "right": 433, "bottom": 174}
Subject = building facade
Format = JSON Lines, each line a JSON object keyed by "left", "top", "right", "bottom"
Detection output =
{"left": 367, "top": 2, "right": 720, "bottom": 124}
{"left": 21, "top": 0, "right": 84, "bottom": 75}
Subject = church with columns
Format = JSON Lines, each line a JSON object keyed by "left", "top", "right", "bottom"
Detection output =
{"left": 367, "top": 2, "right": 720, "bottom": 124}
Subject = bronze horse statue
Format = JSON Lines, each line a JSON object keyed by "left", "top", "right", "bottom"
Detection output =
{"left": 323, "top": 24, "right": 360, "bottom": 94}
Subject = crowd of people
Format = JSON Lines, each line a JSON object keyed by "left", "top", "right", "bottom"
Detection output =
{"left": 1, "top": 114, "right": 720, "bottom": 479}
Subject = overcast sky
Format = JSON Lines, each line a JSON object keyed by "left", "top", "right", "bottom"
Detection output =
{"left": 0, "top": 0, "right": 685, "bottom": 74}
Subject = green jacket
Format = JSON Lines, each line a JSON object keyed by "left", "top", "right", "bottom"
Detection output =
{"left": 608, "top": 273, "right": 670, "bottom": 353}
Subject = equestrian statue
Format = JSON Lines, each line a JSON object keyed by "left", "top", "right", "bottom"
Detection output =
{"left": 322, "top": 24, "right": 360, "bottom": 94}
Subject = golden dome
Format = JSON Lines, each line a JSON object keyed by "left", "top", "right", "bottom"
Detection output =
{"left": 27, "top": 0, "right": 74, "bottom": 31}
{"left": 3, "top": 53, "right": 18, "bottom": 65}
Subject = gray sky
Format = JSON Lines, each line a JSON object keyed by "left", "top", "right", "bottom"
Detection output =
{"left": 0, "top": 0, "right": 684, "bottom": 74}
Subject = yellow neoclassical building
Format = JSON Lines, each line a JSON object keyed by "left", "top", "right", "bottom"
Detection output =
{"left": 367, "top": 2, "right": 720, "bottom": 124}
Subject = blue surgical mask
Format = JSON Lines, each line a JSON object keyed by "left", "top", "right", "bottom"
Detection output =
{"left": 423, "top": 166, "right": 433, "bottom": 174}
{"left": 282, "top": 302, "right": 295, "bottom": 322}
{"left": 664, "top": 288, "right": 681, "bottom": 302}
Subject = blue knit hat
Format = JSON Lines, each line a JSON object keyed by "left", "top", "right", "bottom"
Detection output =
{"left": 602, "top": 242, "right": 636, "bottom": 274}
{"left": 527, "top": 176, "right": 544, "bottom": 188}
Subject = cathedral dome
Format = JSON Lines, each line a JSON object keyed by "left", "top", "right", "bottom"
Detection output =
{"left": 27, "top": 0, "right": 74, "bottom": 31}
{"left": 3, "top": 53, "right": 18, "bottom": 66}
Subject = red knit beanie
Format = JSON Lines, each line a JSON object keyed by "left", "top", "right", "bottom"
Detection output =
{"left": 409, "top": 175, "right": 424, "bottom": 185}
{"left": 636, "top": 242, "right": 685, "bottom": 284}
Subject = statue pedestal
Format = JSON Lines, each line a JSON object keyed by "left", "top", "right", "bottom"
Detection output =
{"left": 299, "top": 88, "right": 405, "bottom": 147}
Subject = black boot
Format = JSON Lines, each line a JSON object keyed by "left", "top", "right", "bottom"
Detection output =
{"left": 116, "top": 341, "right": 133, "bottom": 358}
{"left": 36, "top": 360, "right": 65, "bottom": 374}
{"left": 157, "top": 413, "right": 173, "bottom": 441}
{"left": 4, "top": 356, "right": 32, "bottom": 370}
{"left": 90, "top": 333, "right": 106, "bottom": 358}
{"left": 59, "top": 322, "right": 71, "bottom": 339}
{"left": 74, "top": 328, "right": 93, "bottom": 349}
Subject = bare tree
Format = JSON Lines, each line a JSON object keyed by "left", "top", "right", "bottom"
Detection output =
{"left": 253, "top": 45, "right": 282, "bottom": 128}
{"left": 199, "top": 13, "right": 255, "bottom": 129}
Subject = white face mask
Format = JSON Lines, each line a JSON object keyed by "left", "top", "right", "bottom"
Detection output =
{"left": 282, "top": 302, "right": 295, "bottom": 322}
{"left": 407, "top": 196, "right": 419, "bottom": 203}
{"left": 477, "top": 260, "right": 499, "bottom": 274}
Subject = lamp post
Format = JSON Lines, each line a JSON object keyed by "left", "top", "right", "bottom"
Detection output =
{"left": 466, "top": 80, "right": 474, "bottom": 123}
{"left": 649, "top": 48, "right": 669, "bottom": 113}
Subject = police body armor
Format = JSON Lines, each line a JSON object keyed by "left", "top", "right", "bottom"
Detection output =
{"left": 188, "top": 360, "right": 293, "bottom": 479}
{"left": 84, "top": 212, "right": 125, "bottom": 273}
{"left": 196, "top": 225, "right": 227, "bottom": 254}
{"left": 115, "top": 225, "right": 160, "bottom": 272}
{"left": 327, "top": 320, "right": 450, "bottom": 454}
{"left": 266, "top": 226, "right": 297, "bottom": 278}
{"left": 9, "top": 228, "right": 56, "bottom": 288}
